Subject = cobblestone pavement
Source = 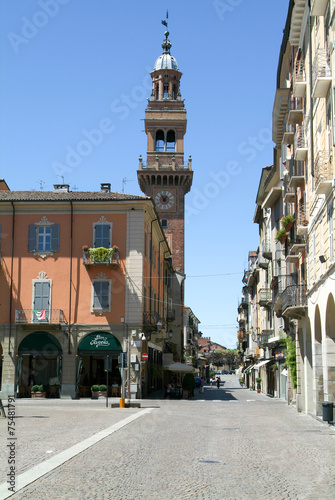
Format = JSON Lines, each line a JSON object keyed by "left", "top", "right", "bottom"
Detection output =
{"left": 1, "top": 376, "right": 335, "bottom": 500}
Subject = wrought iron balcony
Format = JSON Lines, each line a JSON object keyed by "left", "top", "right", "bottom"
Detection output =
{"left": 293, "top": 59, "right": 306, "bottom": 97}
{"left": 83, "top": 248, "right": 119, "bottom": 267}
{"left": 312, "top": 47, "right": 331, "bottom": 98}
{"left": 259, "top": 288, "right": 272, "bottom": 307}
{"left": 15, "top": 309, "right": 64, "bottom": 324}
{"left": 143, "top": 311, "right": 162, "bottom": 328}
{"left": 288, "top": 98, "right": 304, "bottom": 125}
{"left": 296, "top": 201, "right": 309, "bottom": 235}
{"left": 282, "top": 284, "right": 307, "bottom": 318}
{"left": 294, "top": 124, "right": 308, "bottom": 161}
{"left": 288, "top": 159, "right": 305, "bottom": 189}
{"left": 314, "top": 151, "right": 333, "bottom": 195}
{"left": 282, "top": 123, "right": 295, "bottom": 145}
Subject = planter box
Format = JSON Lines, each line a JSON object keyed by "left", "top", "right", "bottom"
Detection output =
{"left": 31, "top": 392, "right": 46, "bottom": 398}
{"left": 91, "top": 391, "right": 107, "bottom": 399}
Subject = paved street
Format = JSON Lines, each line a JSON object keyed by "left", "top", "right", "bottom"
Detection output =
{"left": 0, "top": 375, "right": 335, "bottom": 500}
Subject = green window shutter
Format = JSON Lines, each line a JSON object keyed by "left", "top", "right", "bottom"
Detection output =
{"left": 51, "top": 224, "right": 60, "bottom": 252}
{"left": 28, "top": 225, "right": 36, "bottom": 252}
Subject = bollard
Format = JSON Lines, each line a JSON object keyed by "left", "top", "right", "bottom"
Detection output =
{"left": 119, "top": 398, "right": 125, "bottom": 408}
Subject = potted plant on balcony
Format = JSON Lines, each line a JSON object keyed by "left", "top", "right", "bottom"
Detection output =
{"left": 31, "top": 385, "right": 46, "bottom": 398}
{"left": 275, "top": 228, "right": 287, "bottom": 244}
{"left": 255, "top": 377, "right": 262, "bottom": 393}
{"left": 281, "top": 214, "right": 295, "bottom": 232}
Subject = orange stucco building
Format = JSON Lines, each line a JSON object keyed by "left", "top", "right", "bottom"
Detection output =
{"left": 0, "top": 184, "right": 177, "bottom": 399}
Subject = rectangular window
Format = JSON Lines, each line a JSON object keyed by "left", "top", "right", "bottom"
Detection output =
{"left": 94, "top": 224, "right": 110, "bottom": 248}
{"left": 92, "top": 280, "right": 110, "bottom": 310}
{"left": 28, "top": 224, "right": 59, "bottom": 253}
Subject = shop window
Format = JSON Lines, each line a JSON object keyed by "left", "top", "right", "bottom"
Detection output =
{"left": 28, "top": 221, "right": 59, "bottom": 253}
{"left": 92, "top": 280, "right": 111, "bottom": 311}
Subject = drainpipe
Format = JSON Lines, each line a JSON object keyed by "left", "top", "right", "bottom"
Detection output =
{"left": 68, "top": 200, "right": 73, "bottom": 355}
{"left": 308, "top": 0, "right": 315, "bottom": 177}
{"left": 8, "top": 201, "right": 15, "bottom": 355}
{"left": 158, "top": 239, "right": 166, "bottom": 325}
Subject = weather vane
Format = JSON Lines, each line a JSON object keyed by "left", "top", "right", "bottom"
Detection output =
{"left": 161, "top": 9, "right": 168, "bottom": 29}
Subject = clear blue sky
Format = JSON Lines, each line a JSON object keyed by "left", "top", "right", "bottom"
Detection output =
{"left": 0, "top": 1, "right": 289, "bottom": 348}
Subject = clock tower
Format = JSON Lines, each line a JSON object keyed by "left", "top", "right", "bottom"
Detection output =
{"left": 137, "top": 29, "right": 193, "bottom": 273}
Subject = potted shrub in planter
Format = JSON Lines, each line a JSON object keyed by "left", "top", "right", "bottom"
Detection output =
{"left": 182, "top": 373, "right": 195, "bottom": 399}
{"left": 97, "top": 385, "right": 107, "bottom": 398}
{"left": 255, "top": 377, "right": 262, "bottom": 393}
{"left": 31, "top": 385, "right": 46, "bottom": 398}
{"left": 91, "top": 385, "right": 100, "bottom": 399}
{"left": 91, "top": 384, "right": 107, "bottom": 399}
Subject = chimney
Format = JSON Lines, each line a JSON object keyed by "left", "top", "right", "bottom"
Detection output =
{"left": 53, "top": 184, "right": 70, "bottom": 192}
{"left": 101, "top": 183, "right": 111, "bottom": 193}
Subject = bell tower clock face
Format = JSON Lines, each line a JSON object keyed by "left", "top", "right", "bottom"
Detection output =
{"left": 154, "top": 190, "right": 175, "bottom": 210}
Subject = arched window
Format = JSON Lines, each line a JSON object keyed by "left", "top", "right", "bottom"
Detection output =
{"left": 155, "top": 130, "right": 165, "bottom": 151}
{"left": 166, "top": 130, "right": 175, "bottom": 151}
{"left": 172, "top": 85, "right": 177, "bottom": 99}
{"left": 163, "top": 83, "right": 169, "bottom": 99}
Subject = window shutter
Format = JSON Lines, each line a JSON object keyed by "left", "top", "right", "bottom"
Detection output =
{"left": 28, "top": 225, "right": 36, "bottom": 252}
{"left": 51, "top": 224, "right": 60, "bottom": 252}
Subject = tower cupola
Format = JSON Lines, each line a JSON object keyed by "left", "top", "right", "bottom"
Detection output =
{"left": 150, "top": 31, "right": 182, "bottom": 102}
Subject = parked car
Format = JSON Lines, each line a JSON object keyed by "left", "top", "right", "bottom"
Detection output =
{"left": 194, "top": 376, "right": 201, "bottom": 387}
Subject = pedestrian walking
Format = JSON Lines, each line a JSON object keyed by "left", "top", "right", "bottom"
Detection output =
{"left": 210, "top": 376, "right": 215, "bottom": 387}
{"left": 216, "top": 376, "right": 220, "bottom": 389}
{"left": 200, "top": 377, "right": 205, "bottom": 394}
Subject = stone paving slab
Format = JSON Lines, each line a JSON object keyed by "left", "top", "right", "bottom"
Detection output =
{"left": 1, "top": 377, "right": 335, "bottom": 499}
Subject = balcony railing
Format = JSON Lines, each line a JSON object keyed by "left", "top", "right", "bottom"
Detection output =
{"left": 288, "top": 98, "right": 304, "bottom": 125}
{"left": 314, "top": 151, "right": 333, "bottom": 195}
{"left": 15, "top": 309, "right": 64, "bottom": 324}
{"left": 289, "top": 159, "right": 305, "bottom": 188}
{"left": 293, "top": 59, "right": 306, "bottom": 97}
{"left": 312, "top": 47, "right": 331, "bottom": 98}
{"left": 262, "top": 239, "right": 272, "bottom": 260}
{"left": 294, "top": 124, "right": 308, "bottom": 161}
{"left": 259, "top": 288, "right": 272, "bottom": 307}
{"left": 143, "top": 311, "right": 162, "bottom": 327}
{"left": 282, "top": 123, "right": 295, "bottom": 145}
{"left": 282, "top": 284, "right": 307, "bottom": 317}
{"left": 83, "top": 248, "right": 119, "bottom": 267}
{"left": 296, "top": 201, "right": 308, "bottom": 233}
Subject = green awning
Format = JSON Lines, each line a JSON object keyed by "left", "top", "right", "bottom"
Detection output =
{"left": 18, "top": 332, "right": 62, "bottom": 355}
{"left": 78, "top": 332, "right": 122, "bottom": 355}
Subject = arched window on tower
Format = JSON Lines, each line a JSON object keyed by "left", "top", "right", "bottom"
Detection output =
{"left": 155, "top": 83, "right": 159, "bottom": 100}
{"left": 172, "top": 85, "right": 177, "bottom": 100}
{"left": 166, "top": 130, "right": 176, "bottom": 152}
{"left": 155, "top": 130, "right": 165, "bottom": 151}
{"left": 163, "top": 83, "right": 169, "bottom": 99}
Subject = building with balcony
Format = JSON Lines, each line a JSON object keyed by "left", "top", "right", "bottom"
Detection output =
{"left": 238, "top": 0, "right": 335, "bottom": 419}
{"left": 0, "top": 183, "right": 179, "bottom": 399}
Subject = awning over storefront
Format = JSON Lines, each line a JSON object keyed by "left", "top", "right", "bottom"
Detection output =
{"left": 253, "top": 360, "right": 271, "bottom": 370}
{"left": 18, "top": 332, "right": 62, "bottom": 355}
{"left": 163, "top": 362, "right": 195, "bottom": 373}
{"left": 78, "top": 332, "right": 122, "bottom": 355}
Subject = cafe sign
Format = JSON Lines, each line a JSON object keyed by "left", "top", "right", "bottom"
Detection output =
{"left": 78, "top": 332, "right": 122, "bottom": 354}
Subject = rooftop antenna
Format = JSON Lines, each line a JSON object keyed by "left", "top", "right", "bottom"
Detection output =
{"left": 72, "top": 185, "right": 78, "bottom": 191}
{"left": 122, "top": 178, "right": 133, "bottom": 193}
{"left": 37, "top": 180, "right": 45, "bottom": 190}
{"left": 58, "top": 175, "right": 65, "bottom": 184}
